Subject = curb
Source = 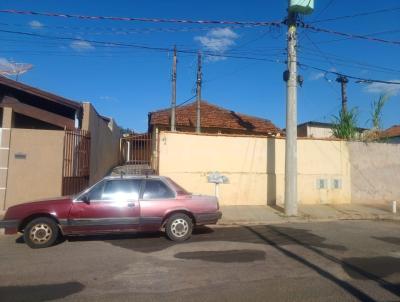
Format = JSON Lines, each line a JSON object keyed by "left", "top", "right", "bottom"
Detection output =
{"left": 218, "top": 214, "right": 400, "bottom": 227}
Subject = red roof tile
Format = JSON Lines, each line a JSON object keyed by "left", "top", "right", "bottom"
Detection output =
{"left": 381, "top": 125, "right": 400, "bottom": 138}
{"left": 149, "top": 100, "right": 281, "bottom": 135}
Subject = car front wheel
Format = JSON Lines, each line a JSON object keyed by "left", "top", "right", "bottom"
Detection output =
{"left": 165, "top": 213, "right": 193, "bottom": 242}
{"left": 23, "top": 217, "right": 59, "bottom": 249}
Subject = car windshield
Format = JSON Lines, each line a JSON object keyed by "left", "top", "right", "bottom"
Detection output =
{"left": 165, "top": 178, "right": 190, "bottom": 195}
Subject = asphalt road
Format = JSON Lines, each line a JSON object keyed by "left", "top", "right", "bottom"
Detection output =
{"left": 0, "top": 220, "right": 399, "bottom": 302}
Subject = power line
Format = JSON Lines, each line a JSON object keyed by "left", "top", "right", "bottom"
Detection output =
{"left": 0, "top": 28, "right": 285, "bottom": 63}
{"left": 311, "top": 6, "right": 400, "bottom": 23}
{"left": 301, "top": 29, "right": 400, "bottom": 46}
{"left": 299, "top": 46, "right": 400, "bottom": 75}
{"left": 299, "top": 54, "right": 400, "bottom": 76}
{"left": 312, "top": 0, "right": 335, "bottom": 20}
{"left": 2, "top": 8, "right": 399, "bottom": 46}
{"left": 177, "top": 95, "right": 196, "bottom": 107}
{"left": 0, "top": 9, "right": 283, "bottom": 27}
{"left": 1, "top": 27, "right": 398, "bottom": 85}
{"left": 300, "top": 22, "right": 400, "bottom": 46}
{"left": 302, "top": 31, "right": 341, "bottom": 97}
{"left": 299, "top": 63, "right": 400, "bottom": 85}
{"left": 0, "top": 21, "right": 251, "bottom": 32}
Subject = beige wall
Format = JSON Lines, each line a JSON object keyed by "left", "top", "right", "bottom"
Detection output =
{"left": 272, "top": 138, "right": 351, "bottom": 205}
{"left": 5, "top": 129, "right": 64, "bottom": 208}
{"left": 308, "top": 126, "right": 334, "bottom": 138}
{"left": 82, "top": 103, "right": 121, "bottom": 185}
{"left": 298, "top": 124, "right": 334, "bottom": 138}
{"left": 158, "top": 132, "right": 351, "bottom": 206}
{"left": 348, "top": 142, "right": 400, "bottom": 204}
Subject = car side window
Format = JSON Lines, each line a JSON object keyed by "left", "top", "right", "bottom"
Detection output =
{"left": 101, "top": 179, "right": 141, "bottom": 201}
{"left": 142, "top": 180, "right": 175, "bottom": 200}
{"left": 86, "top": 181, "right": 104, "bottom": 201}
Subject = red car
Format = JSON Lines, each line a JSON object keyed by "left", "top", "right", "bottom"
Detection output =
{"left": 0, "top": 176, "right": 222, "bottom": 248}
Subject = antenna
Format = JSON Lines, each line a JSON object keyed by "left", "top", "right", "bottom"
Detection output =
{"left": 0, "top": 59, "right": 33, "bottom": 81}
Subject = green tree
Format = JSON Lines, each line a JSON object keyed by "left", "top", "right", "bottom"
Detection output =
{"left": 331, "top": 108, "right": 359, "bottom": 140}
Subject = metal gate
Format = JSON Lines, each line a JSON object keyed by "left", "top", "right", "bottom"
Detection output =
{"left": 120, "top": 133, "right": 152, "bottom": 167}
{"left": 62, "top": 129, "right": 90, "bottom": 196}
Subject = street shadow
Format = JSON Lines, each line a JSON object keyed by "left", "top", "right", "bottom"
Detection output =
{"left": 15, "top": 235, "right": 66, "bottom": 246}
{"left": 100, "top": 224, "right": 346, "bottom": 253}
{"left": 343, "top": 256, "right": 400, "bottom": 280}
{"left": 372, "top": 236, "right": 400, "bottom": 246}
{"left": 245, "top": 225, "right": 377, "bottom": 302}
{"left": 343, "top": 256, "right": 400, "bottom": 296}
{"left": 270, "top": 204, "right": 285, "bottom": 213}
{"left": 0, "top": 282, "right": 84, "bottom": 302}
{"left": 258, "top": 225, "right": 400, "bottom": 300}
{"left": 60, "top": 226, "right": 213, "bottom": 253}
{"left": 175, "top": 249, "right": 265, "bottom": 263}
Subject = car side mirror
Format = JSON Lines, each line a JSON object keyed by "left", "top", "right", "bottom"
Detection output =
{"left": 80, "top": 194, "right": 90, "bottom": 204}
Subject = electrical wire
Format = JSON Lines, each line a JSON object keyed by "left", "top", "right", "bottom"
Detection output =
{"left": 312, "top": 0, "right": 335, "bottom": 21}
{"left": 0, "top": 28, "right": 286, "bottom": 63}
{"left": 311, "top": 6, "right": 400, "bottom": 23}
{"left": 301, "top": 29, "right": 400, "bottom": 46}
{"left": 177, "top": 95, "right": 196, "bottom": 107}
{"left": 0, "top": 9, "right": 283, "bottom": 27}
{"left": 0, "top": 21, "right": 255, "bottom": 34}
{"left": 300, "top": 22, "right": 400, "bottom": 46}
{"left": 299, "top": 46, "right": 400, "bottom": 75}
{"left": 1, "top": 8, "right": 398, "bottom": 46}
{"left": 299, "top": 63, "right": 400, "bottom": 85}
{"left": 0, "top": 26, "right": 399, "bottom": 85}
{"left": 301, "top": 31, "right": 341, "bottom": 96}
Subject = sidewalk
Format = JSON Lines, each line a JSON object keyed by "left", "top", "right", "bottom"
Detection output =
{"left": 219, "top": 203, "right": 400, "bottom": 225}
{"left": 1, "top": 204, "right": 398, "bottom": 227}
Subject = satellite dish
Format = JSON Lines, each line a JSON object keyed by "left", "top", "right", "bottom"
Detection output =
{"left": 0, "top": 59, "right": 33, "bottom": 80}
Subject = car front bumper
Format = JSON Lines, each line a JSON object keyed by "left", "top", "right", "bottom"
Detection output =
{"left": 0, "top": 220, "right": 19, "bottom": 234}
{"left": 195, "top": 211, "right": 222, "bottom": 225}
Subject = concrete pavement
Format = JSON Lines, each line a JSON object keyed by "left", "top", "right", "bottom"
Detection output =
{"left": 219, "top": 203, "right": 399, "bottom": 225}
{"left": 0, "top": 220, "right": 399, "bottom": 301}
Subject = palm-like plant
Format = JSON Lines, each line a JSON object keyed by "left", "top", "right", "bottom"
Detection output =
{"left": 331, "top": 108, "right": 359, "bottom": 140}
{"left": 371, "top": 94, "right": 389, "bottom": 130}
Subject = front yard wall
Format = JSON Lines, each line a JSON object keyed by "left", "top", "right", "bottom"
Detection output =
{"left": 158, "top": 132, "right": 351, "bottom": 206}
{"left": 82, "top": 103, "right": 122, "bottom": 185}
{"left": 5, "top": 129, "right": 64, "bottom": 208}
{"left": 348, "top": 142, "right": 400, "bottom": 204}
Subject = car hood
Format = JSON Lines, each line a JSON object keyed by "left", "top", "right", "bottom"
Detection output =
{"left": 14, "top": 196, "right": 73, "bottom": 207}
{"left": 3, "top": 196, "right": 74, "bottom": 220}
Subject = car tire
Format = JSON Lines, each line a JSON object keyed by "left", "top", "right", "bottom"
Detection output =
{"left": 23, "top": 217, "right": 59, "bottom": 249}
{"left": 165, "top": 213, "right": 193, "bottom": 242}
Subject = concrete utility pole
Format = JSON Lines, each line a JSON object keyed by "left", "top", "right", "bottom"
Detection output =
{"left": 196, "top": 51, "right": 202, "bottom": 133}
{"left": 284, "top": 12, "right": 298, "bottom": 216}
{"left": 336, "top": 75, "right": 349, "bottom": 114}
{"left": 170, "top": 45, "right": 177, "bottom": 132}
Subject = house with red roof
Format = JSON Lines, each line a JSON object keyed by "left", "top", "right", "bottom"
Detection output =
{"left": 380, "top": 125, "right": 400, "bottom": 143}
{"left": 148, "top": 100, "right": 282, "bottom": 137}
{"left": 120, "top": 100, "right": 281, "bottom": 173}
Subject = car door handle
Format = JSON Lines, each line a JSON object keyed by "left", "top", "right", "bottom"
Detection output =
{"left": 127, "top": 202, "right": 136, "bottom": 207}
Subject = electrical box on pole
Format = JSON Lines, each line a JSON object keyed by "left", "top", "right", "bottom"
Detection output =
{"left": 289, "top": 0, "right": 314, "bottom": 15}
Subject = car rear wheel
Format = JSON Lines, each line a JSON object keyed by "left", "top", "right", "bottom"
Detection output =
{"left": 165, "top": 213, "right": 193, "bottom": 242}
{"left": 23, "top": 217, "right": 59, "bottom": 249}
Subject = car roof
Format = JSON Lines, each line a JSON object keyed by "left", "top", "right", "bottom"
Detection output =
{"left": 104, "top": 175, "right": 167, "bottom": 181}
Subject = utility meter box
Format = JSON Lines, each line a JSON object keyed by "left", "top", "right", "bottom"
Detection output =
{"left": 207, "top": 172, "right": 229, "bottom": 184}
{"left": 289, "top": 0, "right": 314, "bottom": 15}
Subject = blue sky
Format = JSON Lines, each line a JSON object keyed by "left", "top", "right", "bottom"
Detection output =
{"left": 0, "top": 0, "right": 399, "bottom": 132}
